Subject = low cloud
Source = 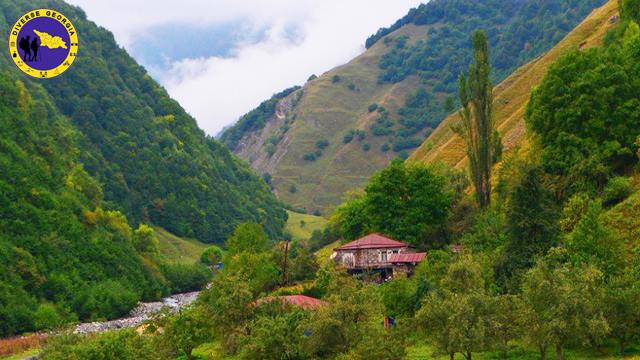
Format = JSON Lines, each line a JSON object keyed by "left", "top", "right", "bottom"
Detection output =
{"left": 67, "top": 0, "right": 424, "bottom": 135}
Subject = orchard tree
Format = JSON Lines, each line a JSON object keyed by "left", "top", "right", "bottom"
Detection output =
{"left": 162, "top": 306, "right": 212, "bottom": 360}
{"left": 605, "top": 270, "right": 640, "bottom": 355}
{"left": 521, "top": 252, "right": 609, "bottom": 360}
{"left": 454, "top": 30, "right": 501, "bottom": 209}
{"left": 416, "top": 256, "right": 493, "bottom": 360}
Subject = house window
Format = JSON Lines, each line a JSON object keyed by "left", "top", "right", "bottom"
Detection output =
{"left": 380, "top": 251, "right": 387, "bottom": 262}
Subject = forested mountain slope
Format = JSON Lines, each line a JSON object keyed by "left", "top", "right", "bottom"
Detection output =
{"left": 0, "top": 0, "right": 287, "bottom": 244}
{"left": 0, "top": 71, "right": 166, "bottom": 336}
{"left": 221, "top": 0, "right": 606, "bottom": 214}
{"left": 409, "top": 1, "right": 619, "bottom": 168}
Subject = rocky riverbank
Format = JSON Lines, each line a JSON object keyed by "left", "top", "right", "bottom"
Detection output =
{"left": 74, "top": 291, "right": 200, "bottom": 334}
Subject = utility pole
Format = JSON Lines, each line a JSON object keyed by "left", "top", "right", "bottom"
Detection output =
{"left": 282, "top": 240, "right": 290, "bottom": 285}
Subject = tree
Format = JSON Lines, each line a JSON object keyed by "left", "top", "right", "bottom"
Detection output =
{"left": 200, "top": 245, "right": 224, "bottom": 266}
{"left": 619, "top": 0, "right": 640, "bottom": 22}
{"left": 238, "top": 310, "right": 309, "bottom": 360}
{"left": 380, "top": 274, "right": 416, "bottom": 318}
{"left": 199, "top": 273, "right": 255, "bottom": 353}
{"left": 416, "top": 256, "right": 492, "bottom": 360}
{"left": 565, "top": 201, "right": 624, "bottom": 277}
{"left": 488, "top": 295, "right": 522, "bottom": 359}
{"left": 162, "top": 306, "right": 212, "bottom": 360}
{"left": 133, "top": 224, "right": 159, "bottom": 254}
{"left": 495, "top": 164, "right": 558, "bottom": 289}
{"left": 453, "top": 30, "right": 500, "bottom": 209}
{"left": 333, "top": 160, "right": 453, "bottom": 247}
{"left": 225, "top": 223, "right": 269, "bottom": 256}
{"left": 605, "top": 270, "right": 640, "bottom": 355}
{"left": 521, "top": 254, "right": 609, "bottom": 360}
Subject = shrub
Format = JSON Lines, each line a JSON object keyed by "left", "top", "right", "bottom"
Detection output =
{"left": 289, "top": 185, "right": 298, "bottom": 194}
{"left": 603, "top": 177, "right": 633, "bottom": 207}
{"left": 307, "top": 74, "right": 317, "bottom": 81}
{"left": 160, "top": 263, "right": 211, "bottom": 294}
{"left": 362, "top": 144, "right": 371, "bottom": 152}
{"left": 74, "top": 280, "right": 139, "bottom": 321}
{"left": 368, "top": 104, "right": 378, "bottom": 113}
{"left": 343, "top": 131, "right": 355, "bottom": 144}
{"left": 347, "top": 83, "right": 357, "bottom": 91}
{"left": 316, "top": 139, "right": 329, "bottom": 150}
{"left": 381, "top": 143, "right": 390, "bottom": 152}
{"left": 303, "top": 153, "right": 317, "bottom": 162}
{"left": 332, "top": 75, "right": 341, "bottom": 83}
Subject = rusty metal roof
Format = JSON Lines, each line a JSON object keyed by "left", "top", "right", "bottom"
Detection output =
{"left": 389, "top": 252, "right": 427, "bottom": 263}
{"left": 335, "top": 234, "right": 410, "bottom": 251}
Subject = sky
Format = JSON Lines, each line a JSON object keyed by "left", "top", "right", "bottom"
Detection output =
{"left": 66, "top": 0, "right": 424, "bottom": 136}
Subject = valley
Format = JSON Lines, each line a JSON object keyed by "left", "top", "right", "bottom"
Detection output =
{"left": 2, "top": 0, "right": 640, "bottom": 359}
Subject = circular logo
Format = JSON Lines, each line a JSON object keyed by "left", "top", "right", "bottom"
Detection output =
{"left": 8, "top": 9, "right": 79, "bottom": 79}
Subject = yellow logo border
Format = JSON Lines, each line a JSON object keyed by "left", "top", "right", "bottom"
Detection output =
{"left": 8, "top": 9, "right": 79, "bottom": 79}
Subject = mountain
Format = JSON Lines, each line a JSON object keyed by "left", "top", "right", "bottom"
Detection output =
{"left": 0, "top": 0, "right": 287, "bottom": 244}
{"left": 409, "top": 0, "right": 619, "bottom": 168}
{"left": 220, "top": 0, "right": 607, "bottom": 214}
{"left": 0, "top": 0, "right": 288, "bottom": 336}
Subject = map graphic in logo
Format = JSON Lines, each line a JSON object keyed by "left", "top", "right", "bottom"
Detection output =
{"left": 8, "top": 9, "right": 79, "bottom": 79}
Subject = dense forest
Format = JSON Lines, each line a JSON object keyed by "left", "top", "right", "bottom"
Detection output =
{"left": 0, "top": 0, "right": 289, "bottom": 337}
{"left": 366, "top": 0, "right": 607, "bottom": 152}
{"left": 0, "top": 0, "right": 287, "bottom": 245}
{"left": 33, "top": 3, "right": 640, "bottom": 359}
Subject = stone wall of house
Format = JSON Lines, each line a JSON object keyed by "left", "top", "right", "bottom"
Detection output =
{"left": 334, "top": 247, "right": 415, "bottom": 270}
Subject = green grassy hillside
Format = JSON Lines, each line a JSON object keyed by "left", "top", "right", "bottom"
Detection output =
{"left": 222, "top": 0, "right": 607, "bottom": 214}
{"left": 285, "top": 211, "right": 328, "bottom": 242}
{"left": 154, "top": 226, "right": 209, "bottom": 264}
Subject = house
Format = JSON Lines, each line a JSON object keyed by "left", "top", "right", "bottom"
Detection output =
{"left": 331, "top": 233, "right": 426, "bottom": 280}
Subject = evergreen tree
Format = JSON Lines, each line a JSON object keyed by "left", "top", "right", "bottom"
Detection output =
{"left": 495, "top": 164, "right": 559, "bottom": 289}
{"left": 454, "top": 30, "right": 501, "bottom": 209}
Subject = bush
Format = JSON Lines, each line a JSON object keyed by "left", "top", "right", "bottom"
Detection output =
{"left": 316, "top": 139, "right": 329, "bottom": 150}
{"left": 160, "top": 263, "right": 211, "bottom": 294}
{"left": 603, "top": 177, "right": 633, "bottom": 207}
{"left": 34, "top": 303, "right": 73, "bottom": 331}
{"left": 303, "top": 153, "right": 317, "bottom": 162}
{"left": 368, "top": 104, "right": 378, "bottom": 113}
{"left": 74, "top": 281, "right": 140, "bottom": 321}
{"left": 289, "top": 185, "right": 298, "bottom": 194}
{"left": 343, "top": 130, "right": 355, "bottom": 144}
{"left": 362, "top": 144, "right": 371, "bottom": 152}
{"left": 381, "top": 143, "right": 390, "bottom": 152}
{"left": 332, "top": 75, "right": 341, "bottom": 83}
{"left": 41, "top": 330, "right": 166, "bottom": 360}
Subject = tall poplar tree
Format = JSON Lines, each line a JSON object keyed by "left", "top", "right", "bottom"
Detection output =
{"left": 454, "top": 30, "right": 501, "bottom": 209}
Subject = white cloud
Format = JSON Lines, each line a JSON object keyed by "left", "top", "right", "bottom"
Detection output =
{"left": 66, "top": 0, "right": 424, "bottom": 135}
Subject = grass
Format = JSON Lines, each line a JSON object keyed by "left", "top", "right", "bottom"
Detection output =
{"left": 0, "top": 334, "right": 46, "bottom": 359}
{"left": 230, "top": 24, "right": 430, "bottom": 214}
{"left": 409, "top": 1, "right": 618, "bottom": 169}
{"left": 285, "top": 210, "right": 328, "bottom": 242}
{"left": 191, "top": 341, "right": 236, "bottom": 360}
{"left": 0, "top": 348, "right": 41, "bottom": 360}
{"left": 154, "top": 226, "right": 209, "bottom": 264}
{"left": 314, "top": 240, "right": 341, "bottom": 267}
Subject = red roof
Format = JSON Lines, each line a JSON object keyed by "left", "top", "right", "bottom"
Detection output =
{"left": 389, "top": 252, "right": 427, "bottom": 263}
{"left": 256, "top": 295, "right": 326, "bottom": 310}
{"left": 335, "top": 234, "right": 410, "bottom": 251}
